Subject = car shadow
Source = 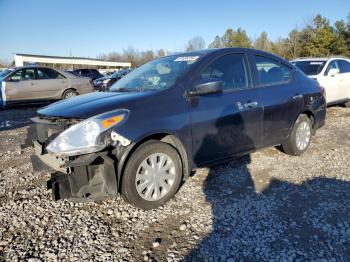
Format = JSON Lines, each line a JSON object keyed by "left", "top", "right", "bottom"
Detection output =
{"left": 184, "top": 102, "right": 350, "bottom": 261}
{"left": 184, "top": 156, "right": 350, "bottom": 261}
{"left": 0, "top": 105, "right": 41, "bottom": 131}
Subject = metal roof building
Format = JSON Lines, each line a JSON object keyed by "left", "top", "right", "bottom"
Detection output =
{"left": 14, "top": 53, "right": 131, "bottom": 71}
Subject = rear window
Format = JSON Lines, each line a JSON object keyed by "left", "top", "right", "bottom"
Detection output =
{"left": 255, "top": 56, "right": 292, "bottom": 86}
{"left": 292, "top": 61, "right": 326, "bottom": 76}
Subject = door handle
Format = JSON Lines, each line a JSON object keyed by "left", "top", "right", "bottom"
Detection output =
{"left": 244, "top": 101, "right": 258, "bottom": 108}
{"left": 293, "top": 94, "right": 303, "bottom": 100}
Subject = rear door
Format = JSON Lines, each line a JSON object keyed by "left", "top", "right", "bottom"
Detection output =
{"left": 189, "top": 52, "right": 263, "bottom": 165}
{"left": 36, "top": 68, "right": 68, "bottom": 99}
{"left": 250, "top": 54, "right": 301, "bottom": 146}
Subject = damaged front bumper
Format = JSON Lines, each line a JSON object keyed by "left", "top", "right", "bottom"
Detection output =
{"left": 23, "top": 117, "right": 120, "bottom": 202}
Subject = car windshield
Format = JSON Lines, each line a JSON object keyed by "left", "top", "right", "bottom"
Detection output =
{"left": 292, "top": 61, "right": 326, "bottom": 75}
{"left": 110, "top": 54, "right": 201, "bottom": 92}
{"left": 0, "top": 69, "right": 14, "bottom": 78}
{"left": 111, "top": 69, "right": 129, "bottom": 78}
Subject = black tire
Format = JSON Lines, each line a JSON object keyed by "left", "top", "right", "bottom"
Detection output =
{"left": 121, "top": 140, "right": 183, "bottom": 210}
{"left": 62, "top": 89, "right": 78, "bottom": 100}
{"left": 281, "top": 114, "right": 312, "bottom": 156}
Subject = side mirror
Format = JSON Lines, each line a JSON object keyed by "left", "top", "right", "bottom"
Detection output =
{"left": 188, "top": 79, "right": 224, "bottom": 96}
{"left": 327, "top": 68, "right": 339, "bottom": 77}
{"left": 5, "top": 76, "right": 17, "bottom": 82}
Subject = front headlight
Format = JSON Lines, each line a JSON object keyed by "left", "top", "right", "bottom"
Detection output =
{"left": 46, "top": 109, "right": 129, "bottom": 156}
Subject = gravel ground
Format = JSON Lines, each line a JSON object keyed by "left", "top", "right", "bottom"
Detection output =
{"left": 0, "top": 106, "right": 349, "bottom": 261}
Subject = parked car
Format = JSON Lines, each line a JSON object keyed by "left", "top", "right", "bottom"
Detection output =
{"left": 93, "top": 69, "right": 131, "bottom": 91}
{"left": 103, "top": 71, "right": 116, "bottom": 77}
{"left": 291, "top": 57, "right": 350, "bottom": 107}
{"left": 0, "top": 66, "right": 93, "bottom": 106}
{"left": 25, "top": 48, "right": 326, "bottom": 210}
{"left": 71, "top": 68, "right": 104, "bottom": 80}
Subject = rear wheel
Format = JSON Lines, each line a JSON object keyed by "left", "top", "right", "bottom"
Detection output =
{"left": 62, "top": 89, "right": 78, "bottom": 100}
{"left": 121, "top": 140, "right": 183, "bottom": 210}
{"left": 282, "top": 114, "right": 312, "bottom": 156}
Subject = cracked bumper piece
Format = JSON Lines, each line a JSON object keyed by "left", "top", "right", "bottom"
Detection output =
{"left": 46, "top": 157, "right": 118, "bottom": 202}
{"left": 31, "top": 142, "right": 118, "bottom": 202}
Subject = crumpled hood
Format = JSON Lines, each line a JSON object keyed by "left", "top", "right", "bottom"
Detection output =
{"left": 38, "top": 91, "right": 154, "bottom": 119}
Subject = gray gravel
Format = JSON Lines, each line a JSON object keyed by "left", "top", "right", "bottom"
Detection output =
{"left": 0, "top": 106, "right": 350, "bottom": 261}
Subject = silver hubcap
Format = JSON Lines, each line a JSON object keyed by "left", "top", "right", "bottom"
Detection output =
{"left": 295, "top": 121, "right": 311, "bottom": 151}
{"left": 135, "top": 153, "right": 176, "bottom": 201}
{"left": 65, "top": 92, "right": 76, "bottom": 99}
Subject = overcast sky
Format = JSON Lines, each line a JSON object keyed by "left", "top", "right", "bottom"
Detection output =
{"left": 1, "top": 0, "right": 349, "bottom": 63}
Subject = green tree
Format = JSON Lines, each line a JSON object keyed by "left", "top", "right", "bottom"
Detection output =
{"left": 331, "top": 20, "right": 348, "bottom": 55}
{"left": 215, "top": 28, "right": 252, "bottom": 48}
{"left": 208, "top": 35, "right": 222, "bottom": 48}
{"left": 301, "top": 15, "right": 337, "bottom": 57}
{"left": 226, "top": 28, "right": 252, "bottom": 47}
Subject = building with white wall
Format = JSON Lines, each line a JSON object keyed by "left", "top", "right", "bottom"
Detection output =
{"left": 14, "top": 53, "right": 131, "bottom": 72}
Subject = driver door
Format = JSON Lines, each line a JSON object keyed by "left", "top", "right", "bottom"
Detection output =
{"left": 321, "top": 60, "right": 343, "bottom": 103}
{"left": 188, "top": 53, "right": 263, "bottom": 166}
{"left": 5, "top": 68, "right": 40, "bottom": 102}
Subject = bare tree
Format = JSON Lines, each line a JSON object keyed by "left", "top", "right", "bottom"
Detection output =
{"left": 186, "top": 36, "right": 206, "bottom": 51}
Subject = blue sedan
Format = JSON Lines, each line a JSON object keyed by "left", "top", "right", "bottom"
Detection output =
{"left": 25, "top": 48, "right": 326, "bottom": 209}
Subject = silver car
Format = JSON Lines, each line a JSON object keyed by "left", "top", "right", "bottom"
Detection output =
{"left": 0, "top": 66, "right": 94, "bottom": 106}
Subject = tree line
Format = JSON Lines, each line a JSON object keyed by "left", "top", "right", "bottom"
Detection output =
{"left": 209, "top": 14, "right": 350, "bottom": 60}
{"left": 98, "top": 13, "right": 350, "bottom": 67}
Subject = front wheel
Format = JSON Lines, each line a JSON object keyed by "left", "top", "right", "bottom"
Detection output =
{"left": 282, "top": 114, "right": 312, "bottom": 156}
{"left": 121, "top": 140, "right": 183, "bottom": 210}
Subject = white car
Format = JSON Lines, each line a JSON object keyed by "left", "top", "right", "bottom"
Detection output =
{"left": 291, "top": 57, "right": 350, "bottom": 107}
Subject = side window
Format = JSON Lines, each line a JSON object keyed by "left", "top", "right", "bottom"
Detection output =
{"left": 197, "top": 53, "right": 249, "bottom": 91}
{"left": 325, "top": 60, "right": 339, "bottom": 76}
{"left": 9, "top": 70, "right": 24, "bottom": 81}
{"left": 338, "top": 60, "right": 350, "bottom": 73}
{"left": 254, "top": 56, "right": 292, "bottom": 86}
{"left": 23, "top": 69, "right": 36, "bottom": 81}
{"left": 37, "top": 68, "right": 63, "bottom": 79}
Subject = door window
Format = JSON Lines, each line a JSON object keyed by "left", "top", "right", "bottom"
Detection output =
{"left": 9, "top": 70, "right": 24, "bottom": 81}
{"left": 254, "top": 56, "right": 292, "bottom": 86}
{"left": 197, "top": 53, "right": 249, "bottom": 91}
{"left": 338, "top": 60, "right": 350, "bottom": 73}
{"left": 325, "top": 60, "right": 340, "bottom": 76}
{"left": 37, "top": 68, "right": 64, "bottom": 79}
{"left": 23, "top": 69, "right": 36, "bottom": 81}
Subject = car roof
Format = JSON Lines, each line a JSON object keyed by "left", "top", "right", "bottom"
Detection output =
{"left": 291, "top": 56, "right": 350, "bottom": 62}
{"left": 10, "top": 66, "right": 58, "bottom": 70}
{"left": 165, "top": 47, "right": 290, "bottom": 63}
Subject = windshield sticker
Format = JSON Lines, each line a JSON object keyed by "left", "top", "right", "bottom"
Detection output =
{"left": 310, "top": 62, "right": 324, "bottom": 65}
{"left": 174, "top": 56, "right": 199, "bottom": 62}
